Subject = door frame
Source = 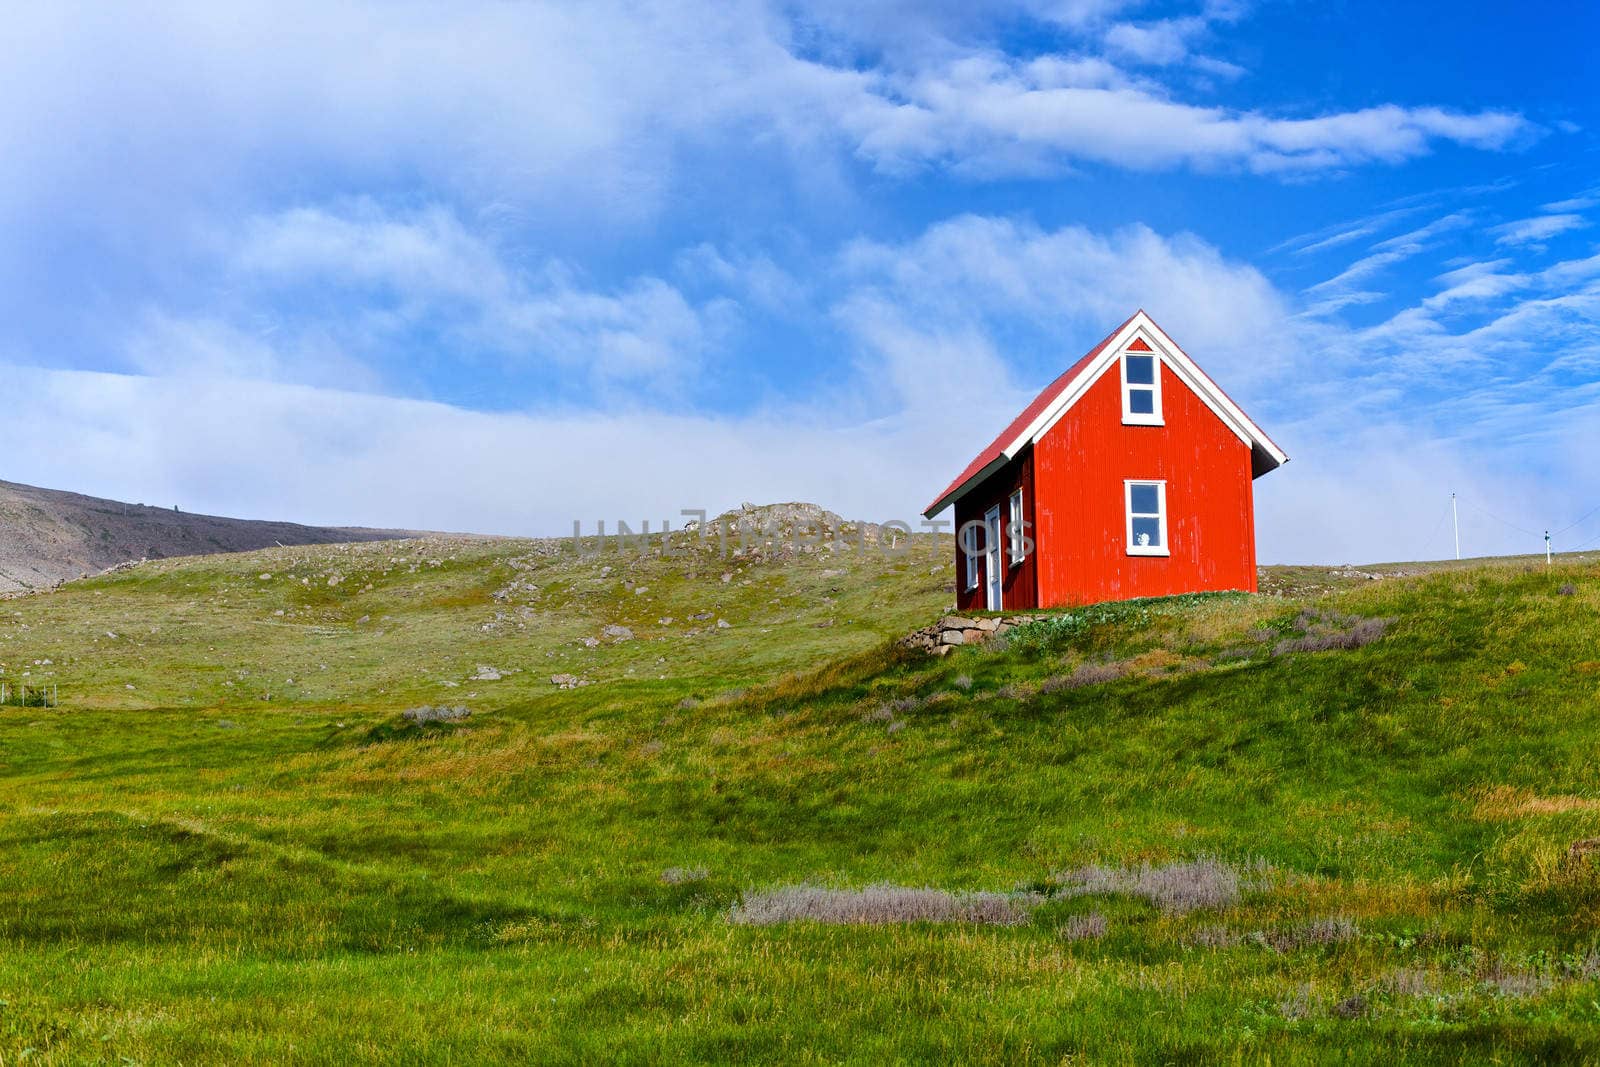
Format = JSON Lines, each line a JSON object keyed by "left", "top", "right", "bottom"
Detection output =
{"left": 984, "top": 504, "right": 1003, "bottom": 611}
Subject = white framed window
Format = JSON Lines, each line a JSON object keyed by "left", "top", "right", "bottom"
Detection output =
{"left": 1008, "top": 489, "right": 1025, "bottom": 566}
{"left": 1120, "top": 348, "right": 1163, "bottom": 426}
{"left": 962, "top": 522, "right": 982, "bottom": 590}
{"left": 1124, "top": 480, "right": 1169, "bottom": 556}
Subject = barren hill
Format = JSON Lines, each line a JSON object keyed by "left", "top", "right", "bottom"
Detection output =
{"left": 0, "top": 478, "right": 417, "bottom": 594}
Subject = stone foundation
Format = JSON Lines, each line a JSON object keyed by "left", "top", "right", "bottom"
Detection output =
{"left": 900, "top": 613, "right": 1039, "bottom": 656}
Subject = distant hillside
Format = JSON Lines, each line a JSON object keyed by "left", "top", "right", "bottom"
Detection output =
{"left": 0, "top": 478, "right": 419, "bottom": 593}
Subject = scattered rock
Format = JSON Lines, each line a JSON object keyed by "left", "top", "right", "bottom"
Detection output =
{"left": 716, "top": 618, "right": 731, "bottom": 629}
{"left": 582, "top": 636, "right": 600, "bottom": 648}
{"left": 471, "top": 665, "right": 503, "bottom": 681}
{"left": 550, "top": 673, "right": 589, "bottom": 690}
{"left": 602, "top": 624, "right": 634, "bottom": 641}
{"left": 403, "top": 704, "right": 471, "bottom": 724}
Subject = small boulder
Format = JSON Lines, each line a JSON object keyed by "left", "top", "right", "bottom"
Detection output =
{"left": 471, "top": 665, "right": 503, "bottom": 681}
{"left": 403, "top": 705, "right": 471, "bottom": 724}
{"left": 602, "top": 624, "right": 634, "bottom": 641}
{"left": 940, "top": 630, "right": 965, "bottom": 646}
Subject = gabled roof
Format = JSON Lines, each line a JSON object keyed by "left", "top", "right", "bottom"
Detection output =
{"left": 922, "top": 310, "right": 1288, "bottom": 518}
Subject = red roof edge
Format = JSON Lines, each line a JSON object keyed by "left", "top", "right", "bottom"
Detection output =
{"left": 1137, "top": 310, "right": 1289, "bottom": 469}
{"left": 922, "top": 312, "right": 1138, "bottom": 516}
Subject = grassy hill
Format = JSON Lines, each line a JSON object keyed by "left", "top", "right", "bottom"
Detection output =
{"left": 3, "top": 513, "right": 1600, "bottom": 1063}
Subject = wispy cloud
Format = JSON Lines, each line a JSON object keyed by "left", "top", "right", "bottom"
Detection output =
{"left": 1301, "top": 212, "right": 1474, "bottom": 314}
{"left": 1491, "top": 213, "right": 1590, "bottom": 247}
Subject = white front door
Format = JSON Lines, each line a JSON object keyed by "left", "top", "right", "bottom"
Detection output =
{"left": 985, "top": 505, "right": 1003, "bottom": 610}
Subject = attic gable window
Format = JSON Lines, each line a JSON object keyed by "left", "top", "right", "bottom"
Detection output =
{"left": 1120, "top": 342, "right": 1162, "bottom": 426}
{"left": 1125, "top": 480, "right": 1168, "bottom": 557}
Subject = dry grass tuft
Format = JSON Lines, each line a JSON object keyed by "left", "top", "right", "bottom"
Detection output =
{"left": 1040, "top": 660, "right": 1131, "bottom": 693}
{"left": 1187, "top": 924, "right": 1239, "bottom": 948}
{"left": 661, "top": 866, "right": 709, "bottom": 885}
{"left": 1256, "top": 916, "right": 1359, "bottom": 952}
{"left": 1058, "top": 911, "right": 1107, "bottom": 941}
{"left": 1331, "top": 994, "right": 1368, "bottom": 1019}
{"left": 1471, "top": 784, "right": 1600, "bottom": 820}
{"left": 1053, "top": 856, "right": 1267, "bottom": 914}
{"left": 728, "top": 883, "right": 1039, "bottom": 926}
{"left": 1481, "top": 965, "right": 1550, "bottom": 999}
{"left": 1273, "top": 610, "right": 1392, "bottom": 655}
{"left": 1277, "top": 984, "right": 1315, "bottom": 1020}
{"left": 1384, "top": 968, "right": 1437, "bottom": 998}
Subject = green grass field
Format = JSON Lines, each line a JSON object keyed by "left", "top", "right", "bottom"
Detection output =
{"left": 4, "top": 525, "right": 1600, "bottom": 1063}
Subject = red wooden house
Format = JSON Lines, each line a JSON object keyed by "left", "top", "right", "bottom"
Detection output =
{"left": 924, "top": 310, "right": 1286, "bottom": 611}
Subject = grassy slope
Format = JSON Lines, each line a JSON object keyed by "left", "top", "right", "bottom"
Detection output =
{"left": 3, "top": 534, "right": 1600, "bottom": 1063}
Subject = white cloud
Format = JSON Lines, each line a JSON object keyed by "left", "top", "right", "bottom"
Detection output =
{"left": 169, "top": 202, "right": 738, "bottom": 394}
{"left": 0, "top": 0, "right": 1536, "bottom": 252}
{"left": 0, "top": 364, "right": 983, "bottom": 539}
{"left": 1491, "top": 213, "right": 1590, "bottom": 247}
{"left": 842, "top": 64, "right": 1531, "bottom": 176}
{"left": 836, "top": 215, "right": 1292, "bottom": 393}
{"left": 1103, "top": 18, "right": 1207, "bottom": 65}
{"left": 1302, "top": 212, "right": 1474, "bottom": 314}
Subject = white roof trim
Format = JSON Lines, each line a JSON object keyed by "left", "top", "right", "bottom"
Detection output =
{"left": 926, "top": 311, "right": 1287, "bottom": 516}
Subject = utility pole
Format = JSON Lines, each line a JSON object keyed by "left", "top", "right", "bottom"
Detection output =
{"left": 1452, "top": 493, "right": 1460, "bottom": 561}
{"left": 1546, "top": 530, "right": 1552, "bottom": 567}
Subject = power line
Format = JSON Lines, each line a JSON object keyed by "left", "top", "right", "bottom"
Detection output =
{"left": 1417, "top": 499, "right": 1453, "bottom": 560}
{"left": 1464, "top": 500, "right": 1543, "bottom": 539}
{"left": 1553, "top": 501, "right": 1600, "bottom": 539}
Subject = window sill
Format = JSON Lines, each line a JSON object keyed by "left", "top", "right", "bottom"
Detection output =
{"left": 1122, "top": 416, "right": 1164, "bottom": 427}
{"left": 1125, "top": 547, "right": 1170, "bottom": 557}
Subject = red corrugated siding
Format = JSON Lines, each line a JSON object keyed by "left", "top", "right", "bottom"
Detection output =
{"left": 1032, "top": 357, "right": 1256, "bottom": 606}
{"left": 953, "top": 447, "right": 1038, "bottom": 612}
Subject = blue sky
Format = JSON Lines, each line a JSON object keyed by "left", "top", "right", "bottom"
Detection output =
{"left": 3, "top": 0, "right": 1598, "bottom": 562}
